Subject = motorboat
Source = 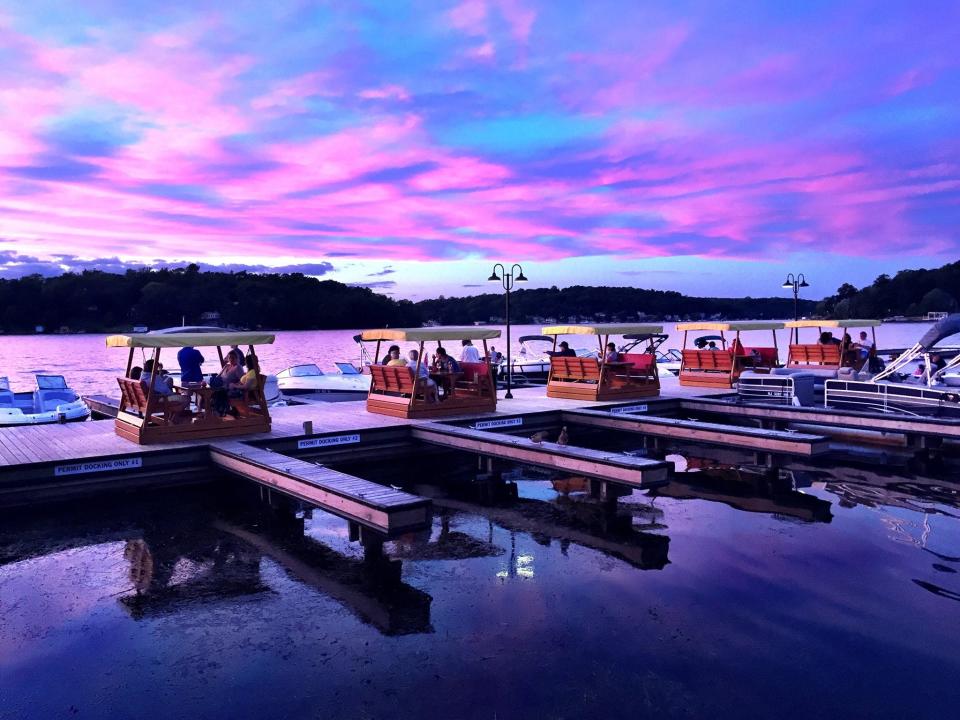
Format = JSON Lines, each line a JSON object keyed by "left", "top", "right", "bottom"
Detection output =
{"left": 824, "top": 314, "right": 960, "bottom": 417}
{"left": 618, "top": 332, "right": 681, "bottom": 377}
{"left": 506, "top": 335, "right": 597, "bottom": 382}
{"left": 276, "top": 363, "right": 371, "bottom": 402}
{"left": 0, "top": 375, "right": 90, "bottom": 426}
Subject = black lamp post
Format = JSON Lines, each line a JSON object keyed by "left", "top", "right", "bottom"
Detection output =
{"left": 782, "top": 272, "right": 809, "bottom": 327}
{"left": 488, "top": 263, "right": 528, "bottom": 399}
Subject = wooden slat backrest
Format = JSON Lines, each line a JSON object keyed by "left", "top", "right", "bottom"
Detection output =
{"left": 788, "top": 344, "right": 841, "bottom": 366}
{"left": 550, "top": 356, "right": 601, "bottom": 380}
{"left": 619, "top": 353, "right": 655, "bottom": 374}
{"left": 117, "top": 378, "right": 150, "bottom": 413}
{"left": 681, "top": 350, "right": 734, "bottom": 371}
{"left": 740, "top": 347, "right": 779, "bottom": 366}
{"left": 370, "top": 364, "right": 416, "bottom": 395}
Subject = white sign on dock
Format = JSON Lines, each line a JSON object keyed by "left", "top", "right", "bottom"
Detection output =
{"left": 472, "top": 417, "right": 523, "bottom": 430}
{"left": 298, "top": 433, "right": 361, "bottom": 450}
{"left": 609, "top": 404, "right": 649, "bottom": 415}
{"left": 55, "top": 457, "right": 143, "bottom": 477}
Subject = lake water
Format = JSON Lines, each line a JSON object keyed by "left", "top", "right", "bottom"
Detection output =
{"left": 0, "top": 322, "right": 936, "bottom": 398}
{"left": 2, "top": 444, "right": 958, "bottom": 719}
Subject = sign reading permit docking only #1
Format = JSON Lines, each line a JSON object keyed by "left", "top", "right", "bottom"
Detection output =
{"left": 472, "top": 417, "right": 523, "bottom": 430}
{"left": 55, "top": 457, "right": 143, "bottom": 477}
{"left": 609, "top": 404, "right": 649, "bottom": 415}
{"left": 297, "top": 434, "right": 361, "bottom": 450}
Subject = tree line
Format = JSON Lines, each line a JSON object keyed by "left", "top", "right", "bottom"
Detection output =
{"left": 816, "top": 260, "right": 960, "bottom": 319}
{"left": 11, "top": 260, "right": 956, "bottom": 334}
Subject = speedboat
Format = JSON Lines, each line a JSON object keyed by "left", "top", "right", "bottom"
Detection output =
{"left": 506, "top": 335, "right": 597, "bottom": 382}
{"left": 656, "top": 349, "right": 683, "bottom": 376}
{"left": 276, "top": 363, "right": 371, "bottom": 402}
{"left": 619, "top": 333, "right": 681, "bottom": 376}
{"left": 0, "top": 375, "right": 90, "bottom": 426}
{"left": 824, "top": 314, "right": 960, "bottom": 417}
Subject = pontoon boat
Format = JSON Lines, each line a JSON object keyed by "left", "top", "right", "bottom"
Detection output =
{"left": 541, "top": 324, "right": 663, "bottom": 401}
{"left": 676, "top": 322, "right": 783, "bottom": 388}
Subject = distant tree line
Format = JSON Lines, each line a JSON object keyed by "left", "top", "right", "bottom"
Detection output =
{"left": 816, "top": 260, "right": 960, "bottom": 319}
{"left": 0, "top": 264, "right": 823, "bottom": 334}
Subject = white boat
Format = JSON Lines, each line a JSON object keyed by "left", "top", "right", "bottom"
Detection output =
{"left": 657, "top": 348, "right": 682, "bottom": 376}
{"left": 276, "top": 363, "right": 371, "bottom": 402}
{"left": 0, "top": 375, "right": 90, "bottom": 426}
{"left": 506, "top": 335, "right": 597, "bottom": 381}
{"left": 825, "top": 314, "right": 960, "bottom": 417}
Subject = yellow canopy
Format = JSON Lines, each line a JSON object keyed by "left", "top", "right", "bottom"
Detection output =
{"left": 675, "top": 321, "right": 784, "bottom": 332}
{"left": 106, "top": 332, "right": 276, "bottom": 348}
{"left": 541, "top": 324, "right": 664, "bottom": 336}
{"left": 784, "top": 319, "right": 881, "bottom": 328}
{"left": 360, "top": 327, "right": 501, "bottom": 342}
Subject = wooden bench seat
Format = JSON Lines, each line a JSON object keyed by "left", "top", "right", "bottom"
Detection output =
{"left": 117, "top": 377, "right": 181, "bottom": 425}
{"left": 367, "top": 363, "right": 495, "bottom": 418}
{"left": 547, "top": 355, "right": 660, "bottom": 400}
{"left": 787, "top": 344, "right": 842, "bottom": 368}
{"left": 679, "top": 349, "right": 736, "bottom": 388}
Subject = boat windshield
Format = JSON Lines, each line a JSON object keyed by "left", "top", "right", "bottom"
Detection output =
{"left": 36, "top": 375, "right": 68, "bottom": 389}
{"left": 335, "top": 362, "right": 361, "bottom": 375}
{"left": 283, "top": 364, "right": 324, "bottom": 377}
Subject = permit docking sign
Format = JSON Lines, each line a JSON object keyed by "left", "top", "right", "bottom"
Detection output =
{"left": 298, "top": 434, "right": 361, "bottom": 450}
{"left": 472, "top": 417, "right": 523, "bottom": 430}
{"left": 55, "top": 457, "right": 143, "bottom": 477}
{"left": 609, "top": 404, "right": 649, "bottom": 415}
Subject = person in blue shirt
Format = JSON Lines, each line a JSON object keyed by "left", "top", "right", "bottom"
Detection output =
{"left": 177, "top": 346, "right": 205, "bottom": 384}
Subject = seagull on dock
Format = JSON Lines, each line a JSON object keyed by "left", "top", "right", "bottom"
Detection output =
{"left": 557, "top": 427, "right": 569, "bottom": 446}
{"left": 529, "top": 431, "right": 546, "bottom": 444}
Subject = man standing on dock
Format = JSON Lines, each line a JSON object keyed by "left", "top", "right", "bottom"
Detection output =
{"left": 177, "top": 345, "right": 205, "bottom": 384}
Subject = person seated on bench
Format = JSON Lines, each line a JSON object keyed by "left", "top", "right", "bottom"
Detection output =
{"left": 141, "top": 359, "right": 189, "bottom": 416}
{"left": 604, "top": 342, "right": 621, "bottom": 363}
{"left": 434, "top": 347, "right": 461, "bottom": 399}
{"left": 228, "top": 353, "right": 263, "bottom": 416}
{"left": 552, "top": 341, "right": 577, "bottom": 357}
{"left": 129, "top": 365, "right": 143, "bottom": 380}
{"left": 385, "top": 346, "right": 407, "bottom": 367}
{"left": 381, "top": 345, "right": 401, "bottom": 365}
{"left": 707, "top": 341, "right": 719, "bottom": 351}
{"left": 220, "top": 349, "right": 244, "bottom": 386}
{"left": 407, "top": 350, "right": 439, "bottom": 403}
{"left": 819, "top": 331, "right": 841, "bottom": 346}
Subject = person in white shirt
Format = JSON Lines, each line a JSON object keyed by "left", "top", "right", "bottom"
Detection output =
{"left": 407, "top": 350, "right": 439, "bottom": 403}
{"left": 460, "top": 339, "right": 481, "bottom": 363}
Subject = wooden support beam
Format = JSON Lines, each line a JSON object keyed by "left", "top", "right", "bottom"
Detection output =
{"left": 563, "top": 408, "right": 830, "bottom": 457}
{"left": 410, "top": 424, "right": 670, "bottom": 489}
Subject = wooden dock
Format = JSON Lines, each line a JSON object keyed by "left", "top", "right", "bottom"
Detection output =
{"left": 564, "top": 408, "right": 830, "bottom": 457}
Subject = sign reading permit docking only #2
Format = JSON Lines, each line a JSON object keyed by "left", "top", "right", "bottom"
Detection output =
{"left": 297, "top": 434, "right": 361, "bottom": 450}
{"left": 55, "top": 457, "right": 143, "bottom": 477}
{"left": 609, "top": 404, "right": 649, "bottom": 415}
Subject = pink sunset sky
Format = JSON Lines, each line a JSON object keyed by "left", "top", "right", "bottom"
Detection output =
{"left": 0, "top": 0, "right": 958, "bottom": 299}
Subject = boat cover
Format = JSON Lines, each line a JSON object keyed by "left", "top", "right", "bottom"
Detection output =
{"left": 361, "top": 327, "right": 501, "bottom": 341}
{"left": 106, "top": 332, "right": 276, "bottom": 348}
{"left": 784, "top": 319, "right": 881, "bottom": 328}
{"left": 919, "top": 313, "right": 960, "bottom": 350}
{"left": 541, "top": 324, "right": 664, "bottom": 336}
{"left": 675, "top": 321, "right": 784, "bottom": 331}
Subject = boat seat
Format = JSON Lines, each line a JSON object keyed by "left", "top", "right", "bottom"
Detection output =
{"left": 229, "top": 374, "right": 268, "bottom": 418}
{"left": 549, "top": 356, "right": 602, "bottom": 384}
{"left": 0, "top": 390, "right": 14, "bottom": 408}
{"left": 117, "top": 377, "right": 178, "bottom": 425}
{"left": 369, "top": 365, "right": 418, "bottom": 397}
{"left": 787, "top": 344, "right": 842, "bottom": 368}
{"left": 455, "top": 362, "right": 495, "bottom": 396}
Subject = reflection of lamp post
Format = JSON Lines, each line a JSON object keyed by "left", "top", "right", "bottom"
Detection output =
{"left": 488, "top": 263, "right": 528, "bottom": 399}
{"left": 782, "top": 272, "right": 809, "bottom": 322}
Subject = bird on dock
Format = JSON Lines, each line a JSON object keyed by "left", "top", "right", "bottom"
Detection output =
{"left": 529, "top": 431, "right": 546, "bottom": 444}
{"left": 557, "top": 427, "right": 569, "bottom": 446}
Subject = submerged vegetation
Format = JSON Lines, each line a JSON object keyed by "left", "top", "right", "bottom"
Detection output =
{"left": 9, "top": 260, "right": 957, "bottom": 333}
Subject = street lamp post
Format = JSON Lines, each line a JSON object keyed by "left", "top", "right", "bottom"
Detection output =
{"left": 488, "top": 263, "right": 528, "bottom": 399}
{"left": 782, "top": 272, "right": 809, "bottom": 341}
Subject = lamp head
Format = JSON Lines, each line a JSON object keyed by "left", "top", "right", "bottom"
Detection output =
{"left": 487, "top": 272, "right": 501, "bottom": 282}
{"left": 799, "top": 279, "right": 809, "bottom": 288}
{"left": 781, "top": 278, "right": 794, "bottom": 289}
{"left": 516, "top": 271, "right": 528, "bottom": 283}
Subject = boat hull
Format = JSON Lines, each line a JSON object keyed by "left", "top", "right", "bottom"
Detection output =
{"left": 824, "top": 379, "right": 960, "bottom": 418}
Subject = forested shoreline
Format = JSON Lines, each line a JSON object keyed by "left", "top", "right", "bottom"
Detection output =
{"left": 1, "top": 261, "right": 956, "bottom": 334}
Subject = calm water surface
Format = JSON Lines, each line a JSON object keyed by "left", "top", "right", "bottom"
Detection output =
{"left": 2, "top": 449, "right": 958, "bottom": 719}
{"left": 0, "top": 322, "right": 936, "bottom": 398}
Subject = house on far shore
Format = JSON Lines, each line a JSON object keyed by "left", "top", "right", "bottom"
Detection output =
{"left": 200, "top": 310, "right": 222, "bottom": 325}
{"left": 34, "top": 325, "right": 44, "bottom": 333}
